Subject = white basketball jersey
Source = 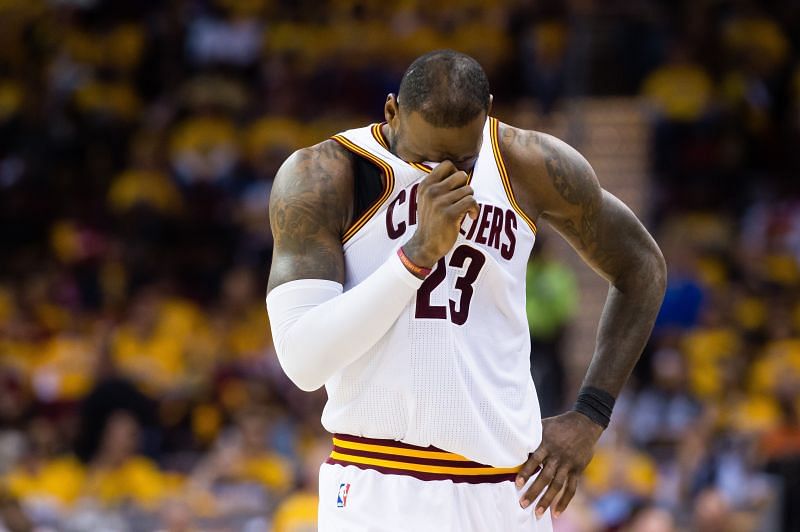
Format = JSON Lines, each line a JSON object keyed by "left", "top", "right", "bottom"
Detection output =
{"left": 321, "top": 118, "right": 540, "bottom": 467}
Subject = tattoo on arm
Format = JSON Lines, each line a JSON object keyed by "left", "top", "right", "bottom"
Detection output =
{"left": 533, "top": 133, "right": 619, "bottom": 279}
{"left": 502, "top": 126, "right": 666, "bottom": 398}
{"left": 267, "top": 140, "right": 353, "bottom": 292}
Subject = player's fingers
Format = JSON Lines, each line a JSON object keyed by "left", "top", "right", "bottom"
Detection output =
{"left": 553, "top": 474, "right": 578, "bottom": 517}
{"left": 534, "top": 467, "right": 568, "bottom": 519}
{"left": 447, "top": 196, "right": 479, "bottom": 219}
{"left": 520, "top": 458, "right": 557, "bottom": 509}
{"left": 467, "top": 201, "right": 480, "bottom": 220}
{"left": 440, "top": 170, "right": 469, "bottom": 190}
{"left": 423, "top": 160, "right": 457, "bottom": 183}
{"left": 439, "top": 185, "right": 474, "bottom": 206}
{"left": 515, "top": 446, "right": 547, "bottom": 488}
{"left": 424, "top": 170, "right": 467, "bottom": 198}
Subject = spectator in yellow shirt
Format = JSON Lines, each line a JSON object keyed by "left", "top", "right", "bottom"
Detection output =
{"left": 642, "top": 46, "right": 713, "bottom": 123}
{"left": 189, "top": 404, "right": 294, "bottom": 517}
{"left": 272, "top": 438, "right": 331, "bottom": 532}
{"left": 5, "top": 417, "right": 85, "bottom": 513}
{"left": 82, "top": 410, "right": 179, "bottom": 509}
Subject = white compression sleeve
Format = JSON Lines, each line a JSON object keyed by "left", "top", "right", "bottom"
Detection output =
{"left": 266, "top": 251, "right": 424, "bottom": 391}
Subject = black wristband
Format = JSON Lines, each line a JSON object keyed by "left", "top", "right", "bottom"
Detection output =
{"left": 571, "top": 386, "right": 616, "bottom": 429}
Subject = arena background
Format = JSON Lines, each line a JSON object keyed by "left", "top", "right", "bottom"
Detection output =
{"left": 1, "top": 0, "right": 800, "bottom": 531}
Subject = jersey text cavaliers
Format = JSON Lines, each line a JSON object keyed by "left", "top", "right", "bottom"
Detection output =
{"left": 386, "top": 182, "right": 518, "bottom": 260}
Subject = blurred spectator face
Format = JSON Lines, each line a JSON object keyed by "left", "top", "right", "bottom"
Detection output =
{"left": 625, "top": 506, "right": 676, "bottom": 532}
{"left": 129, "top": 132, "right": 165, "bottom": 171}
{"left": 25, "top": 417, "right": 58, "bottom": 460}
{"left": 766, "top": 300, "right": 793, "bottom": 340}
{"left": 221, "top": 268, "right": 256, "bottom": 310}
{"left": 96, "top": 411, "right": 140, "bottom": 465}
{"left": 129, "top": 291, "right": 160, "bottom": 337}
{"left": 237, "top": 407, "right": 268, "bottom": 452}
{"left": 0, "top": 373, "right": 26, "bottom": 425}
{"left": 652, "top": 347, "right": 686, "bottom": 392}
{"left": 159, "top": 499, "right": 193, "bottom": 532}
{"left": 692, "top": 488, "right": 732, "bottom": 530}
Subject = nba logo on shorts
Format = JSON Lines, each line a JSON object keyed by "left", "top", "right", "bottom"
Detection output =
{"left": 337, "top": 483, "right": 350, "bottom": 507}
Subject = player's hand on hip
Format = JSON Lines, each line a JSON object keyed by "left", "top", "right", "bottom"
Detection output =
{"left": 516, "top": 411, "right": 603, "bottom": 519}
{"left": 402, "top": 161, "right": 479, "bottom": 268}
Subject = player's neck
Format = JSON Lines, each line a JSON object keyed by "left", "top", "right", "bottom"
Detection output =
{"left": 380, "top": 123, "right": 397, "bottom": 157}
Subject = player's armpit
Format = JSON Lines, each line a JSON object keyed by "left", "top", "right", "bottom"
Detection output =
{"left": 268, "top": 140, "right": 354, "bottom": 292}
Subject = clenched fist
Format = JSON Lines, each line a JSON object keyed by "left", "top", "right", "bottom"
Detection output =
{"left": 402, "top": 161, "right": 479, "bottom": 268}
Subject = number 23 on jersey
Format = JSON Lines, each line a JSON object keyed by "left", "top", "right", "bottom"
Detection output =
{"left": 415, "top": 244, "right": 486, "bottom": 326}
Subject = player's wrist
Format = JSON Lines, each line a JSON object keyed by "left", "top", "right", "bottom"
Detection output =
{"left": 570, "top": 386, "right": 615, "bottom": 430}
{"left": 397, "top": 246, "right": 433, "bottom": 279}
{"left": 400, "top": 238, "right": 438, "bottom": 270}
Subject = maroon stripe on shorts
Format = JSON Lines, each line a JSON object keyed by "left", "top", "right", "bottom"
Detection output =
{"left": 325, "top": 457, "right": 517, "bottom": 484}
{"left": 333, "top": 433, "right": 451, "bottom": 453}
{"left": 331, "top": 445, "right": 487, "bottom": 468}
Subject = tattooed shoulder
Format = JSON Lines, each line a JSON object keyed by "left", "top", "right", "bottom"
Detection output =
{"left": 499, "top": 124, "right": 603, "bottom": 252}
{"left": 270, "top": 140, "right": 353, "bottom": 238}
{"left": 500, "top": 122, "right": 661, "bottom": 286}
{"left": 500, "top": 125, "right": 600, "bottom": 217}
{"left": 534, "top": 132, "right": 598, "bottom": 208}
{"left": 267, "top": 140, "right": 354, "bottom": 290}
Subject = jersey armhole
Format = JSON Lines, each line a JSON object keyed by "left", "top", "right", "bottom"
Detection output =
{"left": 330, "top": 134, "right": 396, "bottom": 244}
{"left": 488, "top": 118, "right": 538, "bottom": 235}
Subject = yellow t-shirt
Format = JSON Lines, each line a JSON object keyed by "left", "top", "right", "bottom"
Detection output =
{"left": 32, "top": 335, "right": 96, "bottom": 400}
{"left": 226, "top": 305, "right": 272, "bottom": 361}
{"left": 724, "top": 394, "right": 781, "bottom": 433}
{"left": 5, "top": 455, "right": 86, "bottom": 507}
{"left": 237, "top": 452, "right": 295, "bottom": 493}
{"left": 749, "top": 339, "right": 800, "bottom": 394}
{"left": 111, "top": 326, "right": 186, "bottom": 394}
{"left": 73, "top": 80, "right": 141, "bottom": 120}
{"left": 642, "top": 63, "right": 713, "bottom": 121}
{"left": 0, "top": 79, "right": 22, "bottom": 121}
{"left": 169, "top": 116, "right": 238, "bottom": 158}
{"left": 272, "top": 491, "right": 318, "bottom": 532}
{"left": 722, "top": 16, "right": 789, "bottom": 70}
{"left": 108, "top": 169, "right": 183, "bottom": 214}
{"left": 682, "top": 327, "right": 741, "bottom": 399}
{"left": 63, "top": 24, "right": 144, "bottom": 71}
{"left": 246, "top": 116, "right": 306, "bottom": 160}
{"left": 583, "top": 446, "right": 658, "bottom": 497}
{"left": 83, "top": 456, "right": 182, "bottom": 509}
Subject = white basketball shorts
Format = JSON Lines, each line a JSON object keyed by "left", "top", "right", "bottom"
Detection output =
{"left": 317, "top": 434, "right": 553, "bottom": 532}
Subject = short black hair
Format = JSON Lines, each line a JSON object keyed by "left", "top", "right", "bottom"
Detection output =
{"left": 397, "top": 50, "right": 490, "bottom": 128}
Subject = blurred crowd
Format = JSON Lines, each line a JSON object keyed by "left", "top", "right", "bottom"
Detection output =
{"left": 0, "top": 0, "right": 799, "bottom": 530}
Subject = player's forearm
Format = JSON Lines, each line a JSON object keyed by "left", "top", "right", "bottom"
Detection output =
{"left": 267, "top": 252, "right": 423, "bottom": 392}
{"left": 581, "top": 250, "right": 666, "bottom": 397}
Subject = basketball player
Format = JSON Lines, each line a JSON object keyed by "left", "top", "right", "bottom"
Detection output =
{"left": 266, "top": 50, "right": 666, "bottom": 531}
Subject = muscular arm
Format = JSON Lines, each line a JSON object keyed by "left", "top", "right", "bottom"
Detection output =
{"left": 266, "top": 141, "right": 425, "bottom": 392}
{"left": 501, "top": 126, "right": 666, "bottom": 396}
{"left": 267, "top": 140, "right": 352, "bottom": 291}
{"left": 501, "top": 125, "right": 666, "bottom": 517}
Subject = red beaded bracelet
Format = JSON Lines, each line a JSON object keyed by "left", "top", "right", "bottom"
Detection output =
{"left": 397, "top": 247, "right": 432, "bottom": 279}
